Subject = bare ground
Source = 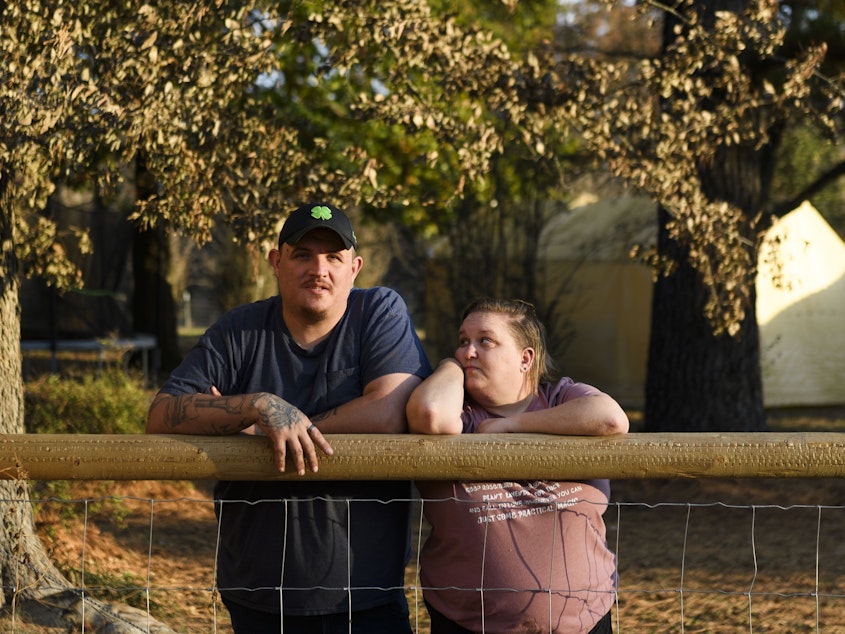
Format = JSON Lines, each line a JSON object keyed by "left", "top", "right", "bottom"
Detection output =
{"left": 3, "top": 407, "right": 844, "bottom": 633}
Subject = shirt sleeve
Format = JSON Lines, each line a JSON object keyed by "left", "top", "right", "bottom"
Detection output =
{"left": 158, "top": 299, "right": 275, "bottom": 396}
{"left": 541, "top": 376, "right": 604, "bottom": 406}
{"left": 158, "top": 323, "right": 231, "bottom": 395}
{"left": 358, "top": 288, "right": 432, "bottom": 386}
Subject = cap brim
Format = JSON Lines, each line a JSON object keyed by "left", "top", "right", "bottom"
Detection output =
{"left": 284, "top": 227, "right": 355, "bottom": 250}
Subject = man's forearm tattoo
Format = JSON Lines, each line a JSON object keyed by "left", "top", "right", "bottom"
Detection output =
{"left": 153, "top": 393, "right": 250, "bottom": 434}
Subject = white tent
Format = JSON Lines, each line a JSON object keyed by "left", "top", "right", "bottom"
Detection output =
{"left": 538, "top": 197, "right": 845, "bottom": 408}
{"left": 757, "top": 201, "right": 845, "bottom": 406}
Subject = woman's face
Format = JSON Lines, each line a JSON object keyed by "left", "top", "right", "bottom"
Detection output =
{"left": 455, "top": 311, "right": 534, "bottom": 408}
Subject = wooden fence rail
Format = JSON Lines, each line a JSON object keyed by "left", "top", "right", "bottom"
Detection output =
{"left": 2, "top": 432, "right": 845, "bottom": 481}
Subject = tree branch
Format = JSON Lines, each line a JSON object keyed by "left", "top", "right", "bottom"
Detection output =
{"left": 770, "top": 158, "right": 845, "bottom": 218}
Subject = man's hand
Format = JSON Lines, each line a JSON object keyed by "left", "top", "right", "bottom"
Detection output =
{"left": 210, "top": 387, "right": 334, "bottom": 475}
{"left": 254, "top": 393, "right": 335, "bottom": 475}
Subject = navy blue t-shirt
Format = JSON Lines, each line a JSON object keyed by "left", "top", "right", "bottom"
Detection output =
{"left": 160, "top": 287, "right": 432, "bottom": 615}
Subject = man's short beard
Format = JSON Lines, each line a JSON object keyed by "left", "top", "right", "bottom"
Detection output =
{"left": 298, "top": 305, "right": 330, "bottom": 323}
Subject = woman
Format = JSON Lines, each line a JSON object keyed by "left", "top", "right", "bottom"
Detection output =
{"left": 407, "top": 298, "right": 629, "bottom": 634}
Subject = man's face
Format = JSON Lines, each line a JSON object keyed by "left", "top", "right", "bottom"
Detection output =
{"left": 270, "top": 228, "right": 363, "bottom": 322}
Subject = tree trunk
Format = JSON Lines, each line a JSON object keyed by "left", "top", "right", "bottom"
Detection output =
{"left": 2, "top": 180, "right": 175, "bottom": 631}
{"left": 644, "top": 205, "right": 766, "bottom": 432}
{"left": 645, "top": 134, "right": 773, "bottom": 432}
{"left": 132, "top": 155, "right": 181, "bottom": 376}
{"left": 644, "top": 1, "right": 779, "bottom": 432}
{"left": 132, "top": 224, "right": 181, "bottom": 374}
{"left": 0, "top": 179, "right": 70, "bottom": 610}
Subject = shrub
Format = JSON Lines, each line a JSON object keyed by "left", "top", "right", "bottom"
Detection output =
{"left": 24, "top": 370, "right": 151, "bottom": 435}
{"left": 25, "top": 371, "right": 152, "bottom": 533}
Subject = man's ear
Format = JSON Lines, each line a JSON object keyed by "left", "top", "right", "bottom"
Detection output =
{"left": 268, "top": 248, "right": 282, "bottom": 273}
{"left": 351, "top": 254, "right": 364, "bottom": 279}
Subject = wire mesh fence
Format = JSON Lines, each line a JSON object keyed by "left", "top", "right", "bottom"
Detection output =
{"left": 2, "top": 435, "right": 845, "bottom": 632}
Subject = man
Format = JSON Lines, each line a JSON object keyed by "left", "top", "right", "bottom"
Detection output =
{"left": 146, "top": 202, "right": 431, "bottom": 633}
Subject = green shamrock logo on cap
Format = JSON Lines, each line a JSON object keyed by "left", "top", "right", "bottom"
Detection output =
{"left": 311, "top": 205, "right": 333, "bottom": 220}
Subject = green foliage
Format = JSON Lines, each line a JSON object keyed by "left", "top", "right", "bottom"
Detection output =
{"left": 24, "top": 370, "right": 150, "bottom": 435}
{"left": 772, "top": 122, "right": 845, "bottom": 237}
{"left": 1, "top": 0, "right": 580, "bottom": 291}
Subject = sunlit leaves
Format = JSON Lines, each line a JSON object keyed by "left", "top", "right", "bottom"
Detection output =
{"left": 567, "top": 0, "right": 842, "bottom": 336}
{"left": 3, "top": 0, "right": 844, "bottom": 339}
{"left": 3, "top": 0, "right": 562, "bottom": 280}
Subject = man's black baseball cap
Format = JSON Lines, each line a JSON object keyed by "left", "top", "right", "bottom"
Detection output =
{"left": 278, "top": 203, "right": 358, "bottom": 250}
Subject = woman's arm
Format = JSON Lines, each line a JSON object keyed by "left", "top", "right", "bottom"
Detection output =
{"left": 406, "top": 358, "right": 465, "bottom": 435}
{"left": 477, "top": 393, "right": 629, "bottom": 436}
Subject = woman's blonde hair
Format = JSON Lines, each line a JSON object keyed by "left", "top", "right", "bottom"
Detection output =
{"left": 460, "top": 297, "right": 556, "bottom": 389}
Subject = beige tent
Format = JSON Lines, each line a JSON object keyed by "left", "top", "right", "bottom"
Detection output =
{"left": 538, "top": 195, "right": 655, "bottom": 407}
{"left": 538, "top": 197, "right": 845, "bottom": 408}
{"left": 757, "top": 201, "right": 845, "bottom": 407}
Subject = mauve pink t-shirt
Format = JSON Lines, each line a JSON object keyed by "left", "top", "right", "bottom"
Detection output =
{"left": 416, "top": 378, "right": 617, "bottom": 634}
